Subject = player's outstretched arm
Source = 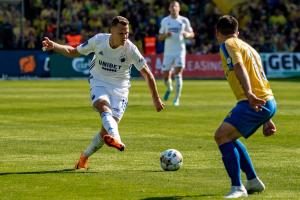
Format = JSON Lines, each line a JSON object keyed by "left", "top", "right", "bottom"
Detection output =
{"left": 42, "top": 37, "right": 81, "bottom": 57}
{"left": 140, "top": 65, "right": 164, "bottom": 112}
{"left": 233, "top": 62, "right": 266, "bottom": 111}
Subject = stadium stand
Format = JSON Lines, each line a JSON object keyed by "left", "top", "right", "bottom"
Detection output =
{"left": 0, "top": 0, "right": 299, "bottom": 54}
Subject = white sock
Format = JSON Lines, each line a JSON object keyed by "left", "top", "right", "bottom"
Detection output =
{"left": 101, "top": 111, "right": 121, "bottom": 141}
{"left": 83, "top": 133, "right": 104, "bottom": 157}
{"left": 164, "top": 78, "right": 173, "bottom": 91}
{"left": 174, "top": 74, "right": 182, "bottom": 100}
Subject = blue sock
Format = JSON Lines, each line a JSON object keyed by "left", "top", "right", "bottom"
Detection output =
{"left": 219, "top": 142, "right": 242, "bottom": 186}
{"left": 233, "top": 139, "right": 257, "bottom": 180}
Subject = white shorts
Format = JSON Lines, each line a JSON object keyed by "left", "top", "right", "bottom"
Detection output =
{"left": 90, "top": 86, "right": 129, "bottom": 120}
{"left": 162, "top": 54, "right": 186, "bottom": 72}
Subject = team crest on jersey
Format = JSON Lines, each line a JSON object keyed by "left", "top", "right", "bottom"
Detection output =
{"left": 226, "top": 57, "right": 232, "bottom": 65}
{"left": 120, "top": 54, "right": 126, "bottom": 62}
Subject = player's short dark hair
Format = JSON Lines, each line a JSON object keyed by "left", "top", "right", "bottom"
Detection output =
{"left": 111, "top": 16, "right": 129, "bottom": 27}
{"left": 216, "top": 15, "right": 238, "bottom": 35}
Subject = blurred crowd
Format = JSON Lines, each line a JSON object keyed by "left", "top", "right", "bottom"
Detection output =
{"left": 0, "top": 0, "right": 300, "bottom": 54}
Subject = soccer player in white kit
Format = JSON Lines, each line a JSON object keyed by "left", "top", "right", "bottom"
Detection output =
{"left": 158, "top": 1, "right": 194, "bottom": 106}
{"left": 42, "top": 16, "right": 164, "bottom": 169}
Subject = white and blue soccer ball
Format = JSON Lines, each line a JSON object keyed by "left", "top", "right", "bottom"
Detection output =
{"left": 160, "top": 149, "right": 183, "bottom": 171}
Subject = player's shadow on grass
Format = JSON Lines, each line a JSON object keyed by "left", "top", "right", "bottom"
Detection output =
{"left": 0, "top": 168, "right": 97, "bottom": 176}
{"left": 140, "top": 194, "right": 218, "bottom": 200}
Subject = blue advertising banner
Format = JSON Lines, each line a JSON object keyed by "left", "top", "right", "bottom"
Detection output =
{"left": 3, "top": 51, "right": 298, "bottom": 79}
{"left": 0, "top": 50, "right": 49, "bottom": 77}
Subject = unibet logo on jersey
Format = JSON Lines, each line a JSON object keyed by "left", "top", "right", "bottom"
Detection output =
{"left": 99, "top": 60, "right": 121, "bottom": 72}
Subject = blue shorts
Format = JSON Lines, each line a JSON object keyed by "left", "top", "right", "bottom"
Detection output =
{"left": 224, "top": 98, "right": 277, "bottom": 138}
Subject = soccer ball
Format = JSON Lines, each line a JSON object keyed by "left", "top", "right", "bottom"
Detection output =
{"left": 160, "top": 149, "right": 183, "bottom": 171}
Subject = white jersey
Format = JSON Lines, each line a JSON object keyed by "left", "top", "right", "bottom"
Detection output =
{"left": 159, "top": 15, "right": 193, "bottom": 56}
{"left": 77, "top": 33, "right": 146, "bottom": 88}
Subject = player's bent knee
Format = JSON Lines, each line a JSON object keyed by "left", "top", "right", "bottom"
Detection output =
{"left": 214, "top": 131, "right": 226, "bottom": 145}
{"left": 93, "top": 100, "right": 111, "bottom": 113}
{"left": 214, "top": 128, "right": 233, "bottom": 145}
{"left": 215, "top": 122, "right": 242, "bottom": 144}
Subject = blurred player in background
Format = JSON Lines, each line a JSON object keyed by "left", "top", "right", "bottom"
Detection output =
{"left": 158, "top": 0, "right": 194, "bottom": 106}
{"left": 42, "top": 16, "right": 164, "bottom": 169}
{"left": 214, "top": 15, "right": 277, "bottom": 198}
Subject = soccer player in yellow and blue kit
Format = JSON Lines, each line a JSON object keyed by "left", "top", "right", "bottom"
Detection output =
{"left": 214, "top": 15, "right": 277, "bottom": 198}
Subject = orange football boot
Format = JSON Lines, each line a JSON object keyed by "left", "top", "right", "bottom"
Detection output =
{"left": 103, "top": 135, "right": 125, "bottom": 151}
{"left": 75, "top": 153, "right": 88, "bottom": 169}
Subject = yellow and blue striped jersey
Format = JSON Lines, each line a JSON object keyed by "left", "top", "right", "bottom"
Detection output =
{"left": 219, "top": 37, "right": 273, "bottom": 101}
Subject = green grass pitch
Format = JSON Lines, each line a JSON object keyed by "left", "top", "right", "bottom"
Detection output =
{"left": 0, "top": 79, "right": 299, "bottom": 199}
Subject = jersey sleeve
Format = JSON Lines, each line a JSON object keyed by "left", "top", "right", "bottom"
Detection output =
{"left": 225, "top": 41, "right": 243, "bottom": 65}
{"left": 159, "top": 19, "right": 166, "bottom": 34}
{"left": 76, "top": 34, "right": 98, "bottom": 56}
{"left": 130, "top": 45, "right": 146, "bottom": 71}
{"left": 184, "top": 18, "right": 193, "bottom": 33}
